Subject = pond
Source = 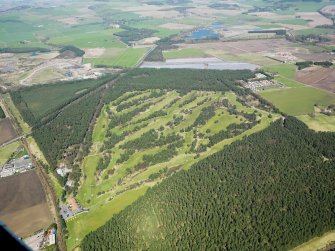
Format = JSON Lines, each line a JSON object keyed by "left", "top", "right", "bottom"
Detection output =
{"left": 185, "top": 29, "right": 219, "bottom": 40}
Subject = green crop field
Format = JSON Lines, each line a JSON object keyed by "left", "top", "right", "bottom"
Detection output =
{"left": 0, "top": 141, "right": 21, "bottom": 165}
{"left": 48, "top": 28, "right": 126, "bottom": 48}
{"left": 68, "top": 88, "right": 278, "bottom": 249}
{"left": 163, "top": 48, "right": 207, "bottom": 59}
{"left": 260, "top": 87, "right": 335, "bottom": 116}
{"left": 11, "top": 77, "right": 111, "bottom": 120}
{"left": 293, "top": 28, "right": 335, "bottom": 36}
{"left": 84, "top": 48, "right": 148, "bottom": 68}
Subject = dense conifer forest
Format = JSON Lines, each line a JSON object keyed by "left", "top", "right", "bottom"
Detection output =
{"left": 82, "top": 117, "right": 335, "bottom": 251}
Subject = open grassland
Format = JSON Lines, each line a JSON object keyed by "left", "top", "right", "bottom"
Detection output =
{"left": 291, "top": 230, "right": 335, "bottom": 251}
{"left": 260, "top": 87, "right": 335, "bottom": 116}
{"left": 163, "top": 48, "right": 207, "bottom": 59}
{"left": 297, "top": 114, "right": 335, "bottom": 132}
{"left": 84, "top": 48, "right": 148, "bottom": 68}
{"left": 68, "top": 89, "right": 277, "bottom": 249}
{"left": 0, "top": 141, "right": 20, "bottom": 165}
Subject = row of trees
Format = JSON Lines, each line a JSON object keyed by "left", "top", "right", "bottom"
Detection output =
{"left": 296, "top": 60, "right": 333, "bottom": 70}
{"left": 82, "top": 117, "right": 335, "bottom": 250}
{"left": 0, "top": 106, "right": 5, "bottom": 119}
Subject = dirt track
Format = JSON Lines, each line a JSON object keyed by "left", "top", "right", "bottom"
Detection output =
{"left": 0, "top": 170, "right": 52, "bottom": 237}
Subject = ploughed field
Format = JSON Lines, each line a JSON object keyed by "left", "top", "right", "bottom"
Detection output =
{"left": 0, "top": 118, "right": 18, "bottom": 145}
{"left": 0, "top": 170, "right": 52, "bottom": 237}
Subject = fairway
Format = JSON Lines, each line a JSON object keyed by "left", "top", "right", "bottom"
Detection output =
{"left": 67, "top": 187, "right": 148, "bottom": 250}
{"left": 297, "top": 114, "right": 335, "bottom": 132}
{"left": 290, "top": 230, "right": 335, "bottom": 251}
{"left": 260, "top": 87, "right": 335, "bottom": 116}
{"left": 70, "top": 87, "right": 277, "bottom": 248}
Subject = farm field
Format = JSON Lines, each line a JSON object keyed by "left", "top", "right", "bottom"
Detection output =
{"left": 48, "top": 28, "right": 126, "bottom": 49}
{"left": 0, "top": 170, "right": 52, "bottom": 237}
{"left": 260, "top": 87, "right": 335, "bottom": 116}
{"left": 296, "top": 66, "right": 335, "bottom": 93}
{"left": 0, "top": 118, "right": 18, "bottom": 145}
{"left": 84, "top": 48, "right": 148, "bottom": 68}
{"left": 11, "top": 76, "right": 112, "bottom": 122}
{"left": 68, "top": 88, "right": 278, "bottom": 249}
{"left": 163, "top": 48, "right": 207, "bottom": 59}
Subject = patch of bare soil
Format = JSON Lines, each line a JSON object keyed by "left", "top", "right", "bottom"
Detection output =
{"left": 296, "top": 12, "right": 333, "bottom": 27}
{"left": 0, "top": 118, "right": 17, "bottom": 145}
{"left": 296, "top": 66, "right": 335, "bottom": 93}
{"left": 83, "top": 48, "right": 106, "bottom": 58}
{"left": 0, "top": 170, "right": 52, "bottom": 237}
{"left": 159, "top": 23, "right": 195, "bottom": 30}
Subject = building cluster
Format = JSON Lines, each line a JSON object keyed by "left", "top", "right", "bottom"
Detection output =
{"left": 244, "top": 79, "right": 277, "bottom": 92}
{"left": 241, "top": 73, "right": 282, "bottom": 92}
{"left": 0, "top": 155, "right": 33, "bottom": 178}
{"left": 24, "top": 228, "right": 56, "bottom": 251}
{"left": 60, "top": 197, "right": 89, "bottom": 221}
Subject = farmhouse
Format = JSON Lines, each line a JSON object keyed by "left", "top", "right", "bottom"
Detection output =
{"left": 56, "top": 163, "right": 71, "bottom": 177}
{"left": 59, "top": 197, "right": 89, "bottom": 221}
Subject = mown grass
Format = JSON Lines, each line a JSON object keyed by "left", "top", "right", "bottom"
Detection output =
{"left": 297, "top": 113, "right": 335, "bottom": 132}
{"left": 0, "top": 141, "right": 20, "bottom": 165}
{"left": 66, "top": 186, "right": 148, "bottom": 251}
{"left": 290, "top": 230, "right": 335, "bottom": 251}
